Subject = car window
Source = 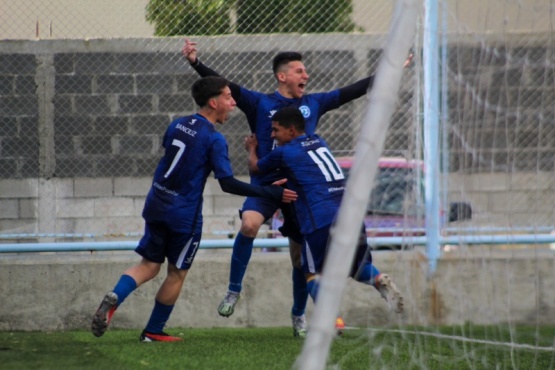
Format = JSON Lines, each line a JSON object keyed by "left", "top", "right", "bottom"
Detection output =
{"left": 343, "top": 167, "right": 422, "bottom": 216}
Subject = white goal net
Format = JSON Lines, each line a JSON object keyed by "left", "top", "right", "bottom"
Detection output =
{"left": 297, "top": 0, "right": 555, "bottom": 368}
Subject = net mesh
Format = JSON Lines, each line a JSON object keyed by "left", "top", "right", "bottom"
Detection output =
{"left": 0, "top": 0, "right": 408, "bottom": 239}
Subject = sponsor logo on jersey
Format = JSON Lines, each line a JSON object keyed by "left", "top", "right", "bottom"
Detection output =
{"left": 328, "top": 186, "right": 345, "bottom": 193}
{"left": 189, "top": 119, "right": 197, "bottom": 125}
{"left": 299, "top": 105, "right": 311, "bottom": 118}
{"left": 268, "top": 110, "right": 277, "bottom": 118}
{"left": 153, "top": 182, "right": 179, "bottom": 196}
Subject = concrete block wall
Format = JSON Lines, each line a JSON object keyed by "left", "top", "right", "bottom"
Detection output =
{"left": 0, "top": 176, "right": 248, "bottom": 238}
{"left": 1, "top": 172, "right": 552, "bottom": 239}
{"left": 447, "top": 172, "right": 555, "bottom": 228}
{"left": 0, "top": 37, "right": 369, "bottom": 180}
{"left": 1, "top": 35, "right": 554, "bottom": 237}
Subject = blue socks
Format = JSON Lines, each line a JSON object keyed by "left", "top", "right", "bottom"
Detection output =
{"left": 145, "top": 300, "right": 174, "bottom": 334}
{"left": 291, "top": 267, "right": 308, "bottom": 317}
{"left": 305, "top": 263, "right": 379, "bottom": 304}
{"left": 306, "top": 277, "right": 320, "bottom": 302}
{"left": 112, "top": 274, "right": 137, "bottom": 307}
{"left": 355, "top": 262, "right": 380, "bottom": 286}
{"left": 228, "top": 232, "right": 255, "bottom": 293}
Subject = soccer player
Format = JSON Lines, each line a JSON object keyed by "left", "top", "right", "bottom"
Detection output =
{"left": 245, "top": 106, "right": 404, "bottom": 316}
{"left": 182, "top": 39, "right": 411, "bottom": 336}
{"left": 91, "top": 76, "right": 297, "bottom": 342}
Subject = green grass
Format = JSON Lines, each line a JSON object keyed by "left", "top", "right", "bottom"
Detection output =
{"left": 1, "top": 325, "right": 554, "bottom": 370}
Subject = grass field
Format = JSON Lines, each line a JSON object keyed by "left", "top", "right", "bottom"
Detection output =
{"left": 1, "top": 325, "right": 554, "bottom": 369}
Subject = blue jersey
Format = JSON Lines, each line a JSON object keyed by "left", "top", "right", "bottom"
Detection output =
{"left": 257, "top": 134, "right": 345, "bottom": 234}
{"left": 142, "top": 113, "right": 234, "bottom": 233}
{"left": 238, "top": 88, "right": 341, "bottom": 185}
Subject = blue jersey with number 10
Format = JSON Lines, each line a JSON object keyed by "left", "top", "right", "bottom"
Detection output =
{"left": 238, "top": 87, "right": 340, "bottom": 185}
{"left": 257, "top": 134, "right": 345, "bottom": 234}
{"left": 142, "top": 113, "right": 234, "bottom": 233}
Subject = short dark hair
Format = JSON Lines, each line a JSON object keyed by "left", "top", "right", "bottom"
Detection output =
{"left": 272, "top": 52, "right": 303, "bottom": 75}
{"left": 272, "top": 107, "right": 305, "bottom": 132}
{"left": 191, "top": 76, "right": 229, "bottom": 107}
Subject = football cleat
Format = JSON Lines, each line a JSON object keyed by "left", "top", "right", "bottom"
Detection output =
{"left": 218, "top": 291, "right": 240, "bottom": 317}
{"left": 335, "top": 317, "right": 345, "bottom": 336}
{"left": 91, "top": 292, "right": 118, "bottom": 337}
{"left": 140, "top": 330, "right": 182, "bottom": 342}
{"left": 375, "top": 274, "right": 404, "bottom": 313}
{"left": 291, "top": 314, "right": 307, "bottom": 338}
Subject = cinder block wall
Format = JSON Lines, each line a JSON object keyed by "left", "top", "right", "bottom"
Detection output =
{"left": 1, "top": 35, "right": 554, "bottom": 237}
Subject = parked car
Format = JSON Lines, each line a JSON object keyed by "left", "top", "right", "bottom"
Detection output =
{"left": 269, "top": 156, "right": 472, "bottom": 250}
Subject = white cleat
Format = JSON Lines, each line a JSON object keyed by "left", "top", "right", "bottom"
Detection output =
{"left": 376, "top": 274, "right": 404, "bottom": 313}
{"left": 218, "top": 290, "right": 240, "bottom": 317}
{"left": 291, "top": 314, "right": 307, "bottom": 338}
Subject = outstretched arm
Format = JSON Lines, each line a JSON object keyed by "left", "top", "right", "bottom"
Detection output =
{"left": 337, "top": 76, "right": 374, "bottom": 105}
{"left": 218, "top": 176, "right": 297, "bottom": 203}
{"left": 182, "top": 39, "right": 241, "bottom": 99}
{"left": 338, "top": 53, "right": 413, "bottom": 105}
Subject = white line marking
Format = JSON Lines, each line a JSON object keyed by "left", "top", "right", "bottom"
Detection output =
{"left": 349, "top": 328, "right": 555, "bottom": 352}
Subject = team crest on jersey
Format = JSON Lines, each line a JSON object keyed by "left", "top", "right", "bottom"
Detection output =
{"left": 299, "top": 105, "right": 311, "bottom": 118}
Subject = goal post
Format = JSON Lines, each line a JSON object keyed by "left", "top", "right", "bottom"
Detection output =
{"left": 294, "top": 0, "right": 421, "bottom": 369}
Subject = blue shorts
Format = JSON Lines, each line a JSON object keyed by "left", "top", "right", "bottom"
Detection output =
{"left": 241, "top": 196, "right": 281, "bottom": 221}
{"left": 301, "top": 223, "right": 371, "bottom": 275}
{"left": 302, "top": 225, "right": 331, "bottom": 274}
{"left": 135, "top": 222, "right": 202, "bottom": 270}
{"left": 241, "top": 197, "right": 304, "bottom": 244}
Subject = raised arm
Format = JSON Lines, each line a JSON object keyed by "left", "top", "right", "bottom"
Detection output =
{"left": 182, "top": 39, "right": 241, "bottom": 99}
{"left": 244, "top": 134, "right": 260, "bottom": 173}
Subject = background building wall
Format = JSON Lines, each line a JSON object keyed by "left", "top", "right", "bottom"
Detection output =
{"left": 0, "top": 0, "right": 154, "bottom": 39}
{"left": 1, "top": 36, "right": 554, "bottom": 238}
{"left": 1, "top": 1, "right": 550, "bottom": 40}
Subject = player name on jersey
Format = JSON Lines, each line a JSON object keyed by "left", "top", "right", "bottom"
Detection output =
{"left": 176, "top": 123, "right": 197, "bottom": 137}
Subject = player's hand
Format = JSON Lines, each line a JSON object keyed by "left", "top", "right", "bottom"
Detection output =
{"left": 272, "top": 178, "right": 288, "bottom": 186}
{"left": 281, "top": 188, "right": 297, "bottom": 203}
{"left": 244, "top": 134, "right": 257, "bottom": 152}
{"left": 272, "top": 179, "right": 297, "bottom": 203}
{"left": 182, "top": 38, "right": 198, "bottom": 64}
{"left": 403, "top": 53, "right": 414, "bottom": 68}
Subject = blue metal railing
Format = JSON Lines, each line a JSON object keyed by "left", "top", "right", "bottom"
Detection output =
{"left": 1, "top": 233, "right": 555, "bottom": 253}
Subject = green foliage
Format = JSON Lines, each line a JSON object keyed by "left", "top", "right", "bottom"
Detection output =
{"left": 236, "top": 0, "right": 356, "bottom": 34}
{"left": 145, "top": 0, "right": 233, "bottom": 36}
{"left": 145, "top": 0, "right": 357, "bottom": 36}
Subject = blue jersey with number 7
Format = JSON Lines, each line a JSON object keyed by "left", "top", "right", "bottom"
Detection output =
{"left": 256, "top": 134, "right": 345, "bottom": 234}
{"left": 142, "top": 113, "right": 234, "bottom": 233}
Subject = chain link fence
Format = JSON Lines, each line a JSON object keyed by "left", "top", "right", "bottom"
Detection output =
{"left": 1, "top": 0, "right": 554, "bottom": 241}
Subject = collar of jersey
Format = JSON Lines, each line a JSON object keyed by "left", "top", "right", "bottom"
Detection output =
{"left": 194, "top": 113, "right": 210, "bottom": 123}
{"left": 292, "top": 134, "right": 308, "bottom": 143}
